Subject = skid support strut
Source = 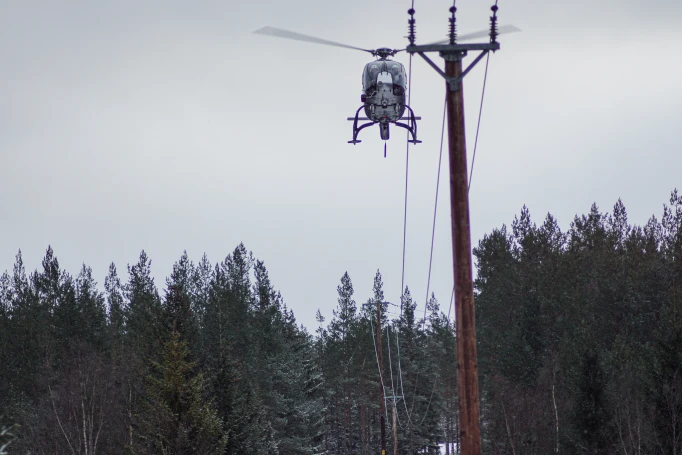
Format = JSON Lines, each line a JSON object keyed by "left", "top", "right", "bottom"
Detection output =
{"left": 347, "top": 105, "right": 421, "bottom": 144}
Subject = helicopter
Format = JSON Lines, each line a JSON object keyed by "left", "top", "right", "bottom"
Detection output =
{"left": 253, "top": 25, "right": 520, "bottom": 146}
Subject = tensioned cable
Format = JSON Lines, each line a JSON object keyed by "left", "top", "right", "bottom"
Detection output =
{"left": 421, "top": 94, "right": 448, "bottom": 329}
{"left": 400, "top": 52, "right": 414, "bottom": 298}
{"left": 395, "top": 325, "right": 416, "bottom": 427}
{"left": 447, "top": 285, "right": 455, "bottom": 321}
{"left": 468, "top": 51, "right": 491, "bottom": 192}
{"left": 397, "top": 94, "right": 446, "bottom": 425}
{"left": 401, "top": 0, "right": 417, "bottom": 296}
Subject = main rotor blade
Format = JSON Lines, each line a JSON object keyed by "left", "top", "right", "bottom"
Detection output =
{"left": 425, "top": 24, "right": 521, "bottom": 45}
{"left": 254, "top": 26, "right": 372, "bottom": 53}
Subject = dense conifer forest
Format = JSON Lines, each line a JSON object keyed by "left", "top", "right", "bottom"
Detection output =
{"left": 1, "top": 190, "right": 681, "bottom": 454}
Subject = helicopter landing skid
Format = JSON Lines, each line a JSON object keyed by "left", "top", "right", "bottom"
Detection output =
{"left": 347, "top": 106, "right": 376, "bottom": 144}
{"left": 395, "top": 105, "right": 422, "bottom": 144}
{"left": 347, "top": 105, "right": 421, "bottom": 144}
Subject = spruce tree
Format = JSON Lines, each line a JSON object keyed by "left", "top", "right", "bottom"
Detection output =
{"left": 125, "top": 251, "right": 163, "bottom": 355}
{"left": 132, "top": 331, "right": 227, "bottom": 454}
{"left": 105, "top": 262, "right": 126, "bottom": 347}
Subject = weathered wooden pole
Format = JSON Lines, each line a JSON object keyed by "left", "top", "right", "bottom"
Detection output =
{"left": 406, "top": 4, "right": 507, "bottom": 453}
{"left": 445, "top": 55, "right": 481, "bottom": 455}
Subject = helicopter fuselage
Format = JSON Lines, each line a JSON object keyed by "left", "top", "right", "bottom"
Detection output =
{"left": 361, "top": 59, "right": 407, "bottom": 124}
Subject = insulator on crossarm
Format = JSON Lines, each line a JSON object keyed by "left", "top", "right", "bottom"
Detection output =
{"left": 407, "top": 8, "right": 416, "bottom": 45}
{"left": 489, "top": 4, "right": 499, "bottom": 43}
{"left": 449, "top": 6, "right": 457, "bottom": 45}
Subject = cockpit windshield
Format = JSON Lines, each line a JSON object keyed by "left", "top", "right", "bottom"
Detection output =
{"left": 362, "top": 61, "right": 407, "bottom": 94}
{"left": 388, "top": 62, "right": 406, "bottom": 88}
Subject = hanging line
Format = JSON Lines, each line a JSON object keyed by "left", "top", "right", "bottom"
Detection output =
{"left": 400, "top": 51, "right": 414, "bottom": 300}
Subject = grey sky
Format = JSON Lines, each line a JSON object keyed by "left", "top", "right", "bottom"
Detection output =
{"left": 2, "top": 0, "right": 681, "bottom": 331}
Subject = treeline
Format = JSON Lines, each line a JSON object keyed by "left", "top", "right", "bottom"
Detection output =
{"left": 0, "top": 244, "right": 456, "bottom": 454}
{"left": 0, "top": 245, "right": 325, "bottom": 454}
{"left": 2, "top": 189, "right": 681, "bottom": 454}
{"left": 475, "top": 190, "right": 682, "bottom": 454}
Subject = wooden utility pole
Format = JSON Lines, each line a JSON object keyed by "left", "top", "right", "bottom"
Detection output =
{"left": 377, "top": 301, "right": 386, "bottom": 455}
{"left": 445, "top": 53, "right": 481, "bottom": 455}
{"left": 406, "top": 4, "right": 506, "bottom": 454}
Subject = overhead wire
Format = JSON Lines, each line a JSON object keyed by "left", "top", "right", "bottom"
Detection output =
{"left": 400, "top": 54, "right": 414, "bottom": 297}
{"left": 468, "top": 51, "right": 491, "bottom": 192}
{"left": 395, "top": 324, "right": 416, "bottom": 427}
{"left": 421, "top": 94, "right": 448, "bottom": 329}
{"left": 469, "top": 0, "right": 498, "bottom": 191}
{"left": 396, "top": 1, "right": 417, "bottom": 426}
{"left": 392, "top": 2, "right": 420, "bottom": 439}
{"left": 401, "top": 0, "right": 417, "bottom": 298}
{"left": 398, "top": 0, "right": 451, "bottom": 427}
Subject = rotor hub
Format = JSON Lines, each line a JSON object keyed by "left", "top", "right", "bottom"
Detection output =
{"left": 372, "top": 48, "right": 397, "bottom": 59}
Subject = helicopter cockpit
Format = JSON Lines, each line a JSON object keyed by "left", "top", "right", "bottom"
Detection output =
{"left": 362, "top": 61, "right": 407, "bottom": 97}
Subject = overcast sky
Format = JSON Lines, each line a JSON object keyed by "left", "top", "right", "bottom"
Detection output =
{"left": 2, "top": 0, "right": 681, "bottom": 331}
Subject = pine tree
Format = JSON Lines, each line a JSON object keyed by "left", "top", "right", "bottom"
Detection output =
{"left": 125, "top": 251, "right": 163, "bottom": 355}
{"left": 75, "top": 264, "right": 107, "bottom": 349}
{"left": 201, "top": 246, "right": 272, "bottom": 455}
{"left": 132, "top": 331, "right": 227, "bottom": 454}
{"left": 164, "top": 267, "right": 197, "bottom": 348}
{"left": 105, "top": 262, "right": 126, "bottom": 347}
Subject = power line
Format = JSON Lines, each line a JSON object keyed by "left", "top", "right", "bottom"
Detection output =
{"left": 401, "top": 52, "right": 415, "bottom": 297}
{"left": 468, "top": 51, "right": 491, "bottom": 192}
{"left": 447, "top": 285, "right": 455, "bottom": 322}
{"left": 422, "top": 94, "right": 448, "bottom": 328}
{"left": 395, "top": 325, "right": 415, "bottom": 427}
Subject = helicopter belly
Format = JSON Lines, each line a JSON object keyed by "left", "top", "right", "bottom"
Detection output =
{"left": 364, "top": 90, "right": 406, "bottom": 122}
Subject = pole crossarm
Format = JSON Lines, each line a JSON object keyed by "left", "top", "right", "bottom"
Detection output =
{"left": 408, "top": 43, "right": 497, "bottom": 92}
{"left": 406, "top": 42, "right": 499, "bottom": 53}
